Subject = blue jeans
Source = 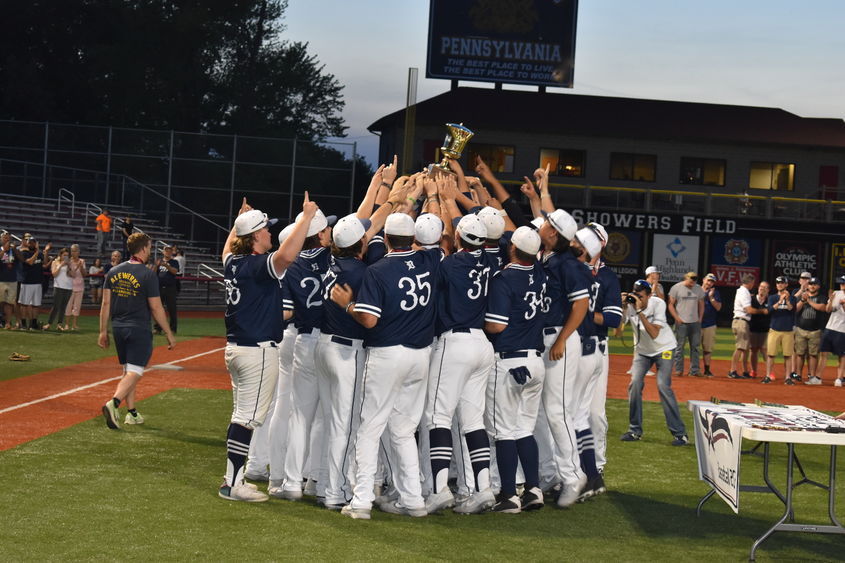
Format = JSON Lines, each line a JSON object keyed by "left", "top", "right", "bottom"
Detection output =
{"left": 627, "top": 353, "right": 686, "bottom": 438}
{"left": 674, "top": 321, "right": 701, "bottom": 374}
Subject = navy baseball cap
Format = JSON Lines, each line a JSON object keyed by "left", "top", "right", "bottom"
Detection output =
{"left": 808, "top": 277, "right": 821, "bottom": 285}
{"left": 775, "top": 276, "right": 788, "bottom": 283}
{"left": 633, "top": 279, "right": 651, "bottom": 293}
{"left": 837, "top": 275, "right": 845, "bottom": 284}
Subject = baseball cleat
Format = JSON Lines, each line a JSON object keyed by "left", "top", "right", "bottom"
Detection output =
{"left": 374, "top": 487, "right": 399, "bottom": 508}
{"left": 102, "top": 400, "right": 120, "bottom": 430}
{"left": 587, "top": 475, "right": 607, "bottom": 497}
{"left": 378, "top": 501, "right": 427, "bottom": 517}
{"left": 269, "top": 486, "right": 302, "bottom": 501}
{"left": 124, "top": 411, "right": 145, "bottom": 425}
{"left": 557, "top": 474, "right": 588, "bottom": 508}
{"left": 520, "top": 487, "right": 544, "bottom": 511}
{"left": 218, "top": 483, "right": 269, "bottom": 502}
{"left": 340, "top": 505, "right": 371, "bottom": 520}
{"left": 425, "top": 490, "right": 455, "bottom": 514}
{"left": 491, "top": 494, "right": 521, "bottom": 514}
{"left": 303, "top": 479, "right": 318, "bottom": 496}
{"left": 244, "top": 470, "right": 269, "bottom": 482}
{"left": 453, "top": 488, "right": 496, "bottom": 514}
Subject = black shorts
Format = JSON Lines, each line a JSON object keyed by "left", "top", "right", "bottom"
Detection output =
{"left": 820, "top": 329, "right": 845, "bottom": 356}
{"left": 113, "top": 325, "right": 153, "bottom": 367}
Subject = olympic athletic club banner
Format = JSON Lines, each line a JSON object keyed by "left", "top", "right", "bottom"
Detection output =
{"left": 832, "top": 243, "right": 845, "bottom": 287}
{"left": 651, "top": 234, "right": 700, "bottom": 282}
{"left": 693, "top": 405, "right": 743, "bottom": 513}
{"left": 601, "top": 229, "right": 642, "bottom": 276}
{"left": 770, "top": 240, "right": 821, "bottom": 281}
{"left": 709, "top": 236, "right": 762, "bottom": 287}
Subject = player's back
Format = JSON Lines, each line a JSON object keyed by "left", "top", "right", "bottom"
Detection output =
{"left": 282, "top": 247, "right": 330, "bottom": 332}
{"left": 224, "top": 252, "right": 283, "bottom": 344}
{"left": 542, "top": 251, "right": 589, "bottom": 328}
{"left": 486, "top": 261, "right": 547, "bottom": 354}
{"left": 435, "top": 249, "right": 492, "bottom": 335}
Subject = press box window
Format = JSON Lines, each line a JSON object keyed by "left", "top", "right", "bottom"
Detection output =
{"left": 749, "top": 161, "right": 795, "bottom": 191}
{"left": 679, "top": 157, "right": 725, "bottom": 186}
{"left": 539, "top": 148, "right": 585, "bottom": 177}
{"left": 465, "top": 143, "right": 514, "bottom": 173}
{"left": 610, "top": 152, "right": 656, "bottom": 182}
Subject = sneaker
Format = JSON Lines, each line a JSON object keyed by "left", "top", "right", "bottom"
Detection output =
{"left": 269, "top": 486, "right": 302, "bottom": 501}
{"left": 704, "top": 369, "right": 714, "bottom": 378}
{"left": 788, "top": 372, "right": 802, "bottom": 383}
{"left": 557, "top": 474, "right": 588, "bottom": 508}
{"left": 124, "top": 411, "right": 145, "bottom": 425}
{"left": 671, "top": 435, "right": 689, "bottom": 446}
{"left": 784, "top": 378, "right": 796, "bottom": 385}
{"left": 340, "top": 505, "right": 371, "bottom": 520}
{"left": 218, "top": 483, "right": 269, "bottom": 502}
{"left": 620, "top": 431, "right": 642, "bottom": 442}
{"left": 749, "top": 370, "right": 757, "bottom": 378}
{"left": 690, "top": 372, "right": 704, "bottom": 378}
{"left": 727, "top": 370, "right": 740, "bottom": 379}
{"left": 378, "top": 501, "right": 427, "bottom": 517}
{"left": 835, "top": 378, "right": 843, "bottom": 388}
{"left": 102, "top": 400, "right": 120, "bottom": 430}
{"left": 491, "top": 494, "right": 521, "bottom": 514}
{"left": 761, "top": 375, "right": 773, "bottom": 384}
{"left": 805, "top": 376, "right": 822, "bottom": 386}
{"left": 453, "top": 488, "right": 496, "bottom": 514}
{"left": 303, "top": 478, "right": 318, "bottom": 496}
{"left": 645, "top": 370, "right": 655, "bottom": 376}
{"left": 741, "top": 371, "right": 752, "bottom": 379}
{"left": 425, "top": 490, "right": 455, "bottom": 514}
{"left": 520, "top": 486, "right": 544, "bottom": 511}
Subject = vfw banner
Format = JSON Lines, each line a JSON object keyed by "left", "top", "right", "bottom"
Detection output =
{"left": 709, "top": 236, "right": 762, "bottom": 287}
{"left": 652, "top": 234, "right": 699, "bottom": 282}
{"left": 692, "top": 405, "right": 743, "bottom": 513}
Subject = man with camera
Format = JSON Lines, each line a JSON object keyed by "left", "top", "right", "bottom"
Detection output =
{"left": 618, "top": 279, "right": 688, "bottom": 446}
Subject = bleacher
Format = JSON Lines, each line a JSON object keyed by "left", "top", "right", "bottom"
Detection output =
{"left": 0, "top": 192, "right": 225, "bottom": 310}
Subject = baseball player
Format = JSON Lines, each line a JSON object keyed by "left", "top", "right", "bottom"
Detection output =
{"left": 477, "top": 206, "right": 509, "bottom": 269}
{"left": 424, "top": 213, "right": 496, "bottom": 514}
{"left": 484, "top": 226, "right": 547, "bottom": 514}
{"left": 330, "top": 212, "right": 442, "bottom": 519}
{"left": 99, "top": 232, "right": 176, "bottom": 429}
{"left": 535, "top": 208, "right": 590, "bottom": 508}
{"left": 218, "top": 196, "right": 315, "bottom": 502}
{"left": 278, "top": 209, "right": 336, "bottom": 500}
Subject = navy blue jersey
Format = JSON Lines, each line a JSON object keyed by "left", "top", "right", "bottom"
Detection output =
{"left": 541, "top": 251, "right": 590, "bottom": 328}
{"left": 435, "top": 249, "right": 493, "bottom": 335}
{"left": 354, "top": 248, "right": 441, "bottom": 348}
{"left": 321, "top": 255, "right": 368, "bottom": 340}
{"left": 576, "top": 260, "right": 598, "bottom": 341}
{"left": 485, "top": 261, "right": 547, "bottom": 353}
{"left": 224, "top": 252, "right": 284, "bottom": 344}
{"left": 592, "top": 262, "right": 623, "bottom": 339}
{"left": 365, "top": 233, "right": 387, "bottom": 265}
{"left": 281, "top": 247, "right": 331, "bottom": 332}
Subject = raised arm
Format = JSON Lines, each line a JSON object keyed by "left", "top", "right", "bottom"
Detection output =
{"left": 520, "top": 177, "right": 542, "bottom": 219}
{"left": 535, "top": 164, "right": 555, "bottom": 214}
{"left": 356, "top": 164, "right": 386, "bottom": 219}
{"left": 272, "top": 192, "right": 318, "bottom": 274}
{"left": 222, "top": 197, "right": 252, "bottom": 262}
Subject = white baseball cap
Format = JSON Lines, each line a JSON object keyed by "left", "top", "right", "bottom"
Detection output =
{"left": 234, "top": 209, "right": 278, "bottom": 236}
{"left": 457, "top": 214, "right": 488, "bottom": 245}
{"left": 277, "top": 223, "right": 295, "bottom": 245}
{"left": 294, "top": 209, "right": 337, "bottom": 237}
{"left": 511, "top": 226, "right": 541, "bottom": 255}
{"left": 530, "top": 216, "right": 545, "bottom": 230}
{"left": 384, "top": 213, "right": 415, "bottom": 236}
{"left": 541, "top": 209, "right": 577, "bottom": 241}
{"left": 575, "top": 227, "right": 602, "bottom": 260}
{"left": 477, "top": 206, "right": 505, "bottom": 239}
{"left": 645, "top": 266, "right": 661, "bottom": 275}
{"left": 586, "top": 222, "right": 608, "bottom": 247}
{"left": 414, "top": 213, "right": 443, "bottom": 245}
{"left": 332, "top": 214, "right": 371, "bottom": 248}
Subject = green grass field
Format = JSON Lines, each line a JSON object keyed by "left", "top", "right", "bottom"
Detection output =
{"left": 1, "top": 320, "right": 843, "bottom": 561}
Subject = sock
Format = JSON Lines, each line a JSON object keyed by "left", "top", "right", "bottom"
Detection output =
{"left": 113, "top": 398, "right": 121, "bottom": 408}
{"left": 429, "top": 427, "right": 453, "bottom": 493}
{"left": 225, "top": 423, "right": 253, "bottom": 488}
{"left": 577, "top": 428, "right": 600, "bottom": 480}
{"left": 465, "top": 429, "right": 491, "bottom": 492}
{"left": 495, "top": 440, "right": 518, "bottom": 497}
{"left": 515, "top": 436, "right": 539, "bottom": 489}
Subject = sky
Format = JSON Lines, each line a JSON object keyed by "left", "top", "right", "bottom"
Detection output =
{"left": 282, "top": 0, "right": 845, "bottom": 167}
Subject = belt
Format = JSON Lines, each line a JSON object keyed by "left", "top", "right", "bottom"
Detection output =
{"left": 331, "top": 335, "right": 354, "bottom": 347}
{"left": 543, "top": 327, "right": 558, "bottom": 335}
{"left": 498, "top": 350, "right": 541, "bottom": 359}
{"left": 451, "top": 328, "right": 471, "bottom": 334}
{"left": 228, "top": 340, "right": 279, "bottom": 348}
{"left": 733, "top": 317, "right": 749, "bottom": 322}
{"left": 298, "top": 327, "right": 315, "bottom": 335}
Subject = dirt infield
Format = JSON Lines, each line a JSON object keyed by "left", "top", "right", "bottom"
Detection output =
{"left": 1, "top": 343, "right": 844, "bottom": 451}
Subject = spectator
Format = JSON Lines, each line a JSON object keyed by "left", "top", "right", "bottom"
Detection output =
{"left": 120, "top": 216, "right": 135, "bottom": 260}
{"left": 44, "top": 248, "right": 73, "bottom": 331}
{"left": 172, "top": 245, "right": 186, "bottom": 276}
{"left": 1, "top": 231, "right": 22, "bottom": 329}
{"left": 793, "top": 271, "right": 812, "bottom": 300}
{"left": 19, "top": 237, "right": 52, "bottom": 330}
{"left": 699, "top": 273, "right": 722, "bottom": 377}
{"left": 89, "top": 257, "right": 105, "bottom": 303}
{"left": 795, "top": 277, "right": 828, "bottom": 385}
{"left": 748, "top": 281, "right": 771, "bottom": 378}
{"left": 64, "top": 244, "right": 86, "bottom": 331}
{"left": 729, "top": 273, "right": 757, "bottom": 379}
{"left": 792, "top": 271, "right": 814, "bottom": 375}
{"left": 764, "top": 276, "right": 797, "bottom": 384}
{"left": 668, "top": 271, "right": 706, "bottom": 377}
{"left": 104, "top": 249, "right": 122, "bottom": 277}
{"left": 153, "top": 244, "right": 180, "bottom": 335}
{"left": 820, "top": 275, "right": 845, "bottom": 386}
{"left": 95, "top": 209, "right": 112, "bottom": 256}
{"left": 645, "top": 266, "right": 665, "bottom": 301}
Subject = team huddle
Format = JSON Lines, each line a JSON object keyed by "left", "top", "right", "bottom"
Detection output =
{"left": 218, "top": 156, "right": 625, "bottom": 518}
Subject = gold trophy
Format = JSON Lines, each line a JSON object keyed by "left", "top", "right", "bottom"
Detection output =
{"left": 433, "top": 123, "right": 474, "bottom": 173}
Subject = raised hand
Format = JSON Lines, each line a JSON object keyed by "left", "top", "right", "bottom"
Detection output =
{"left": 474, "top": 155, "right": 492, "bottom": 179}
{"left": 382, "top": 155, "right": 399, "bottom": 185}
{"left": 238, "top": 197, "right": 252, "bottom": 216}
{"left": 520, "top": 177, "right": 538, "bottom": 200}
{"left": 302, "top": 191, "right": 318, "bottom": 218}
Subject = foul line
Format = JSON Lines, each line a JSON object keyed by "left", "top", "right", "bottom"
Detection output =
{"left": 0, "top": 346, "right": 225, "bottom": 416}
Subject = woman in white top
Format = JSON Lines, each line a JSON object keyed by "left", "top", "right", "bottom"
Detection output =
{"left": 64, "top": 244, "right": 86, "bottom": 330}
{"left": 43, "top": 248, "right": 74, "bottom": 331}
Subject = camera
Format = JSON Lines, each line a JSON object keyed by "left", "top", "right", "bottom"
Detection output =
{"left": 625, "top": 294, "right": 638, "bottom": 304}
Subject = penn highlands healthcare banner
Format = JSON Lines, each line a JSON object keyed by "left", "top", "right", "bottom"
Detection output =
{"left": 709, "top": 236, "right": 763, "bottom": 287}
{"left": 693, "top": 404, "right": 743, "bottom": 513}
{"left": 770, "top": 240, "right": 822, "bottom": 281}
{"left": 601, "top": 229, "right": 642, "bottom": 276}
{"left": 652, "top": 234, "right": 700, "bottom": 282}
{"left": 426, "top": 0, "right": 579, "bottom": 87}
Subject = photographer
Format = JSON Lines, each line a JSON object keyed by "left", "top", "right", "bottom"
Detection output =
{"left": 617, "top": 279, "right": 688, "bottom": 446}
